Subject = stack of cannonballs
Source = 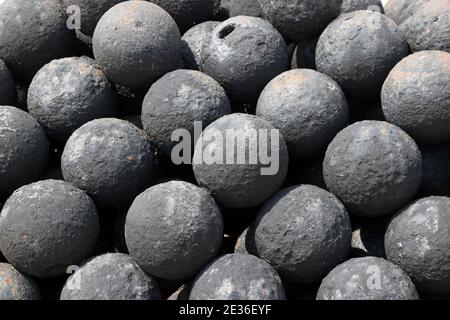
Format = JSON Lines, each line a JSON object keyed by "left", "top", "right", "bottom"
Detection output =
{"left": 0, "top": 0, "right": 448, "bottom": 301}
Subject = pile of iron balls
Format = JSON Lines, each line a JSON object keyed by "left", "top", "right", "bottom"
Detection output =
{"left": 0, "top": 0, "right": 449, "bottom": 301}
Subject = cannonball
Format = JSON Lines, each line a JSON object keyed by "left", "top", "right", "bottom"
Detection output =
{"left": 382, "top": 51, "right": 450, "bottom": 146}
{"left": 341, "top": 0, "right": 384, "bottom": 13}
{"left": 62, "top": 0, "right": 124, "bottom": 37}
{"left": 92, "top": 1, "right": 181, "bottom": 90}
{"left": 256, "top": 69, "right": 349, "bottom": 160}
{"left": 125, "top": 181, "right": 224, "bottom": 280}
{"left": 291, "top": 38, "right": 318, "bottom": 70}
{"left": 254, "top": 185, "right": 352, "bottom": 284}
{"left": 0, "top": 59, "right": 15, "bottom": 106}
{"left": 258, "top": 0, "right": 342, "bottom": 43}
{"left": 317, "top": 257, "right": 419, "bottom": 300}
{"left": 202, "top": 16, "right": 289, "bottom": 104}
{"left": 61, "top": 118, "right": 156, "bottom": 208}
{"left": 142, "top": 69, "right": 231, "bottom": 157}
{"left": 419, "top": 145, "right": 450, "bottom": 197}
{"left": 27, "top": 57, "right": 119, "bottom": 143}
{"left": 0, "top": 263, "right": 41, "bottom": 300}
{"left": 189, "top": 253, "right": 286, "bottom": 300}
{"left": 316, "top": 10, "right": 410, "bottom": 101}
{"left": 385, "top": 196, "right": 450, "bottom": 296}
{"left": 60, "top": 253, "right": 161, "bottom": 300}
{"left": 0, "top": 106, "right": 49, "bottom": 199}
{"left": 0, "top": 180, "right": 99, "bottom": 278}
{"left": 193, "top": 113, "right": 289, "bottom": 208}
{"left": 324, "top": 121, "right": 423, "bottom": 217}
{"left": 149, "top": 0, "right": 217, "bottom": 33}
{"left": 220, "top": 0, "right": 263, "bottom": 18}
{"left": 0, "top": 0, "right": 75, "bottom": 81}
{"left": 384, "top": 0, "right": 432, "bottom": 24}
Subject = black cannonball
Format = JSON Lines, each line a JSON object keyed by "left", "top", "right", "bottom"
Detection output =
{"left": 0, "top": 106, "right": 49, "bottom": 199}
{"left": 60, "top": 253, "right": 161, "bottom": 300}
{"left": 385, "top": 196, "right": 450, "bottom": 296}
{"left": 181, "top": 21, "right": 220, "bottom": 70}
{"left": 0, "top": 59, "right": 15, "bottom": 106}
{"left": 323, "top": 121, "right": 423, "bottom": 217}
{"left": 142, "top": 69, "right": 231, "bottom": 157}
{"left": 92, "top": 1, "right": 181, "bottom": 90}
{"left": 382, "top": 50, "right": 450, "bottom": 146}
{"left": 0, "top": 263, "right": 41, "bottom": 300}
{"left": 28, "top": 57, "right": 119, "bottom": 143}
{"left": 0, "top": 180, "right": 99, "bottom": 278}
{"left": 254, "top": 185, "right": 352, "bottom": 284}
{"left": 341, "top": 0, "right": 384, "bottom": 13}
{"left": 419, "top": 145, "right": 450, "bottom": 197}
{"left": 256, "top": 69, "right": 349, "bottom": 160}
{"left": 316, "top": 10, "right": 410, "bottom": 101}
{"left": 317, "top": 257, "right": 419, "bottom": 300}
{"left": 0, "top": 0, "right": 75, "bottom": 81}
{"left": 202, "top": 16, "right": 289, "bottom": 104}
{"left": 220, "top": 0, "right": 263, "bottom": 18}
{"left": 384, "top": 0, "right": 432, "bottom": 24}
{"left": 291, "top": 38, "right": 318, "bottom": 70}
{"left": 189, "top": 253, "right": 286, "bottom": 300}
{"left": 258, "top": 0, "right": 342, "bottom": 43}
{"left": 61, "top": 118, "right": 156, "bottom": 208}
{"left": 193, "top": 113, "right": 289, "bottom": 208}
{"left": 125, "top": 181, "right": 224, "bottom": 280}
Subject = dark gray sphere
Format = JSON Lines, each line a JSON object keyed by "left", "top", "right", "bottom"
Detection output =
{"left": 60, "top": 253, "right": 161, "bottom": 300}
{"left": 62, "top": 0, "right": 125, "bottom": 37}
{"left": 234, "top": 225, "right": 257, "bottom": 255}
{"left": 28, "top": 57, "right": 119, "bottom": 143}
{"left": 92, "top": 1, "right": 181, "bottom": 90}
{"left": 149, "top": 0, "right": 217, "bottom": 33}
{"left": 0, "top": 59, "right": 15, "bottom": 106}
{"left": 193, "top": 113, "right": 289, "bottom": 208}
{"left": 220, "top": 0, "right": 263, "bottom": 18}
{"left": 0, "top": 0, "right": 75, "bottom": 81}
{"left": 291, "top": 38, "right": 318, "bottom": 70}
{"left": 382, "top": 51, "right": 450, "bottom": 146}
{"left": 61, "top": 118, "right": 156, "bottom": 208}
{"left": 0, "top": 263, "right": 41, "bottom": 300}
{"left": 190, "top": 253, "right": 286, "bottom": 300}
{"left": 125, "top": 181, "right": 224, "bottom": 280}
{"left": 341, "top": 0, "right": 384, "bottom": 13}
{"left": 316, "top": 10, "right": 410, "bottom": 102}
{"left": 384, "top": 0, "right": 432, "bottom": 24}
{"left": 142, "top": 69, "right": 231, "bottom": 157}
{"left": 324, "top": 121, "right": 423, "bottom": 218}
{"left": 256, "top": 69, "right": 349, "bottom": 160}
{"left": 400, "top": 0, "right": 450, "bottom": 52}
{"left": 419, "top": 145, "right": 450, "bottom": 197}
{"left": 0, "top": 106, "right": 49, "bottom": 199}
{"left": 0, "top": 180, "right": 99, "bottom": 278}
{"left": 202, "top": 16, "right": 289, "bottom": 104}
{"left": 258, "top": 0, "right": 342, "bottom": 43}
{"left": 385, "top": 196, "right": 450, "bottom": 296}
{"left": 254, "top": 185, "right": 352, "bottom": 284}
{"left": 317, "top": 257, "right": 419, "bottom": 300}
{"left": 181, "top": 21, "right": 220, "bottom": 70}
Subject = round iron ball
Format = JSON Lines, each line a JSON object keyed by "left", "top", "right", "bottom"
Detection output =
{"left": 0, "top": 263, "right": 41, "bottom": 300}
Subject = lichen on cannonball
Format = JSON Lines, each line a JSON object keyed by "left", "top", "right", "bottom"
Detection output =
{"left": 256, "top": 69, "right": 349, "bottom": 160}
{"left": 254, "top": 185, "right": 352, "bottom": 284}
{"left": 258, "top": 0, "right": 342, "bottom": 43}
{"left": 385, "top": 196, "right": 450, "bottom": 296}
{"left": 316, "top": 257, "right": 419, "bottom": 300}
{"left": 192, "top": 113, "right": 289, "bottom": 209}
{"left": 125, "top": 181, "right": 224, "bottom": 280}
{"left": 142, "top": 69, "right": 231, "bottom": 157}
{"left": 384, "top": 0, "right": 431, "bottom": 24}
{"left": 0, "top": 106, "right": 49, "bottom": 199}
{"left": 0, "top": 0, "right": 75, "bottom": 81}
{"left": 0, "top": 263, "right": 41, "bottom": 300}
{"left": 341, "top": 0, "right": 384, "bottom": 13}
{"left": 0, "top": 180, "right": 99, "bottom": 278}
{"left": 316, "top": 10, "right": 410, "bottom": 101}
{"left": 323, "top": 121, "right": 423, "bottom": 218}
{"left": 27, "top": 57, "right": 119, "bottom": 143}
{"left": 92, "top": 1, "right": 181, "bottom": 90}
{"left": 61, "top": 118, "right": 156, "bottom": 208}
{"left": 382, "top": 51, "right": 450, "bottom": 146}
{"left": 0, "top": 59, "right": 16, "bottom": 106}
{"left": 202, "top": 16, "right": 289, "bottom": 104}
{"left": 189, "top": 253, "right": 286, "bottom": 300}
{"left": 60, "top": 253, "right": 161, "bottom": 300}
{"left": 181, "top": 21, "right": 220, "bottom": 70}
